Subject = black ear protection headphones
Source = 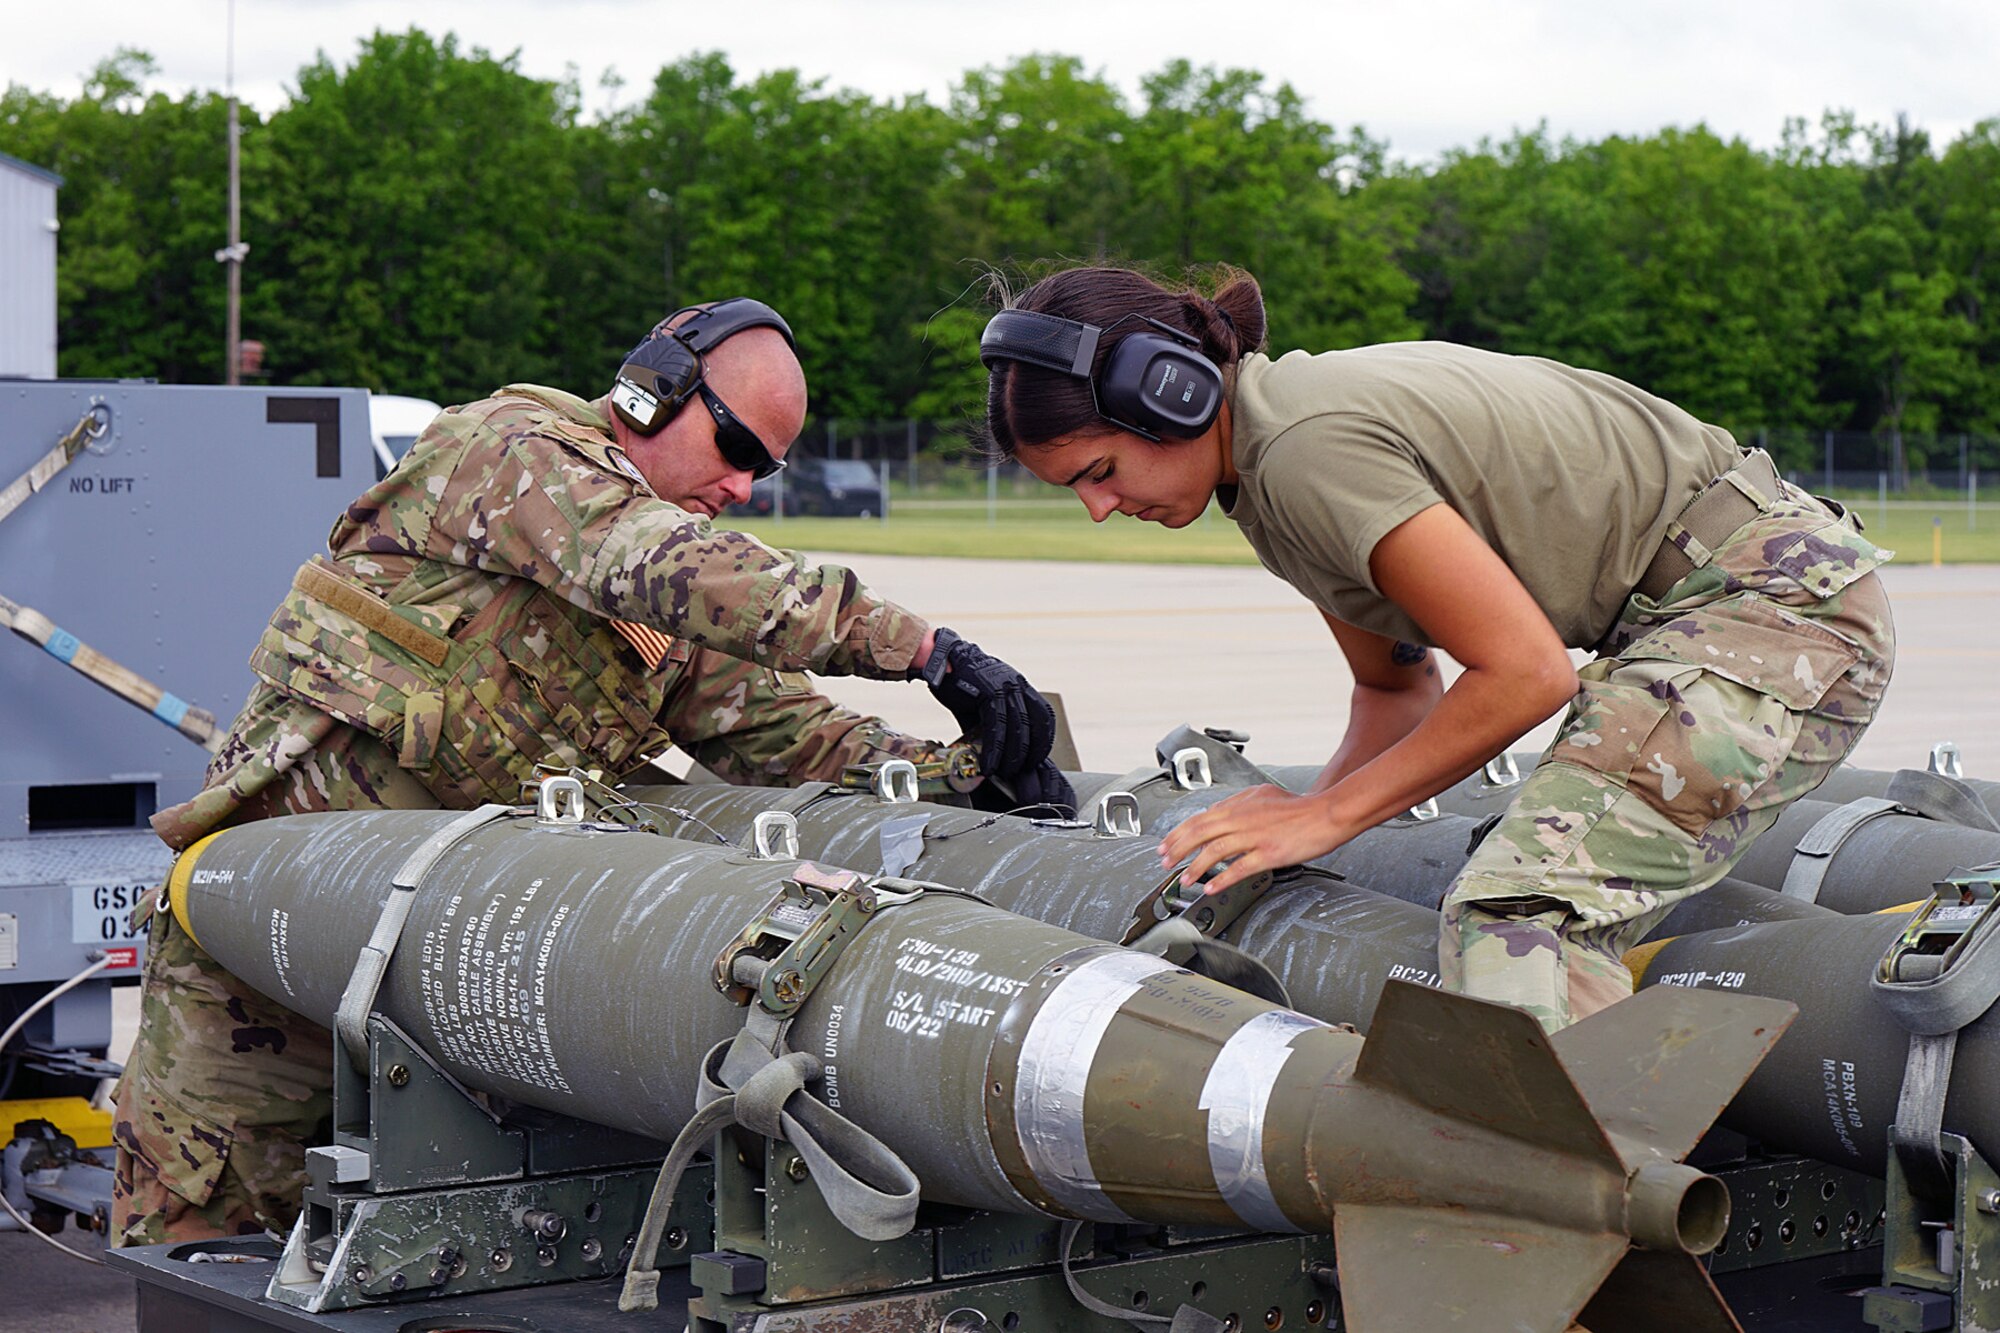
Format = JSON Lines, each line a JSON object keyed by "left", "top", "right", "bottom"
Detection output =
{"left": 978, "top": 308, "right": 1225, "bottom": 441}
{"left": 611, "top": 298, "right": 797, "bottom": 436}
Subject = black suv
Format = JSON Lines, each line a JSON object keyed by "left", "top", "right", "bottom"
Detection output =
{"left": 753, "top": 456, "right": 888, "bottom": 518}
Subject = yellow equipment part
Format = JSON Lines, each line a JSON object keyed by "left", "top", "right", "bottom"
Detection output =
{"left": 2, "top": 1095, "right": 114, "bottom": 1150}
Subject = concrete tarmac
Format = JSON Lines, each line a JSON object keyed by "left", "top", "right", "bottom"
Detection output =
{"left": 14, "top": 555, "right": 1996, "bottom": 1332}
{"left": 790, "top": 553, "right": 1999, "bottom": 779}
{"left": 0, "top": 1224, "right": 131, "bottom": 1332}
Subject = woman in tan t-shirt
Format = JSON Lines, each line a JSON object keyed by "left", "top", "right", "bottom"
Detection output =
{"left": 981, "top": 263, "right": 1894, "bottom": 1031}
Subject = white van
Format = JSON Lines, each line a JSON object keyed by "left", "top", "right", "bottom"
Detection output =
{"left": 367, "top": 394, "right": 445, "bottom": 478}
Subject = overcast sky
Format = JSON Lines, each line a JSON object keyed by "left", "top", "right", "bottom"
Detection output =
{"left": 5, "top": 0, "right": 1996, "bottom": 164}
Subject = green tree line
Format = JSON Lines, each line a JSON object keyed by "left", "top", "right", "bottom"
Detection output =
{"left": 4, "top": 33, "right": 1997, "bottom": 472}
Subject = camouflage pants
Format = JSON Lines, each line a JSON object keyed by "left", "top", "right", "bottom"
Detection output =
{"left": 111, "top": 903, "right": 335, "bottom": 1244}
{"left": 1439, "top": 493, "right": 1896, "bottom": 1031}
{"left": 110, "top": 697, "right": 435, "bottom": 1247}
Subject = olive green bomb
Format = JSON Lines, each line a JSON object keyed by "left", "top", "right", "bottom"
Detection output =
{"left": 166, "top": 808, "right": 1794, "bottom": 1332}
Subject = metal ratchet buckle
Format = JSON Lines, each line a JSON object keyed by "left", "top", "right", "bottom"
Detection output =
{"left": 839, "top": 751, "right": 980, "bottom": 800}
{"left": 1120, "top": 863, "right": 1275, "bottom": 949}
{"left": 1879, "top": 873, "right": 2000, "bottom": 986}
{"left": 713, "top": 863, "right": 883, "bottom": 1015}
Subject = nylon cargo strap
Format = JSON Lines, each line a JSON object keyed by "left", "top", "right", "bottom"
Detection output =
{"left": 768, "top": 780, "right": 848, "bottom": 818}
{"left": 621, "top": 867, "right": 925, "bottom": 1313}
{"left": 334, "top": 804, "right": 514, "bottom": 1067}
{"left": 1782, "top": 774, "right": 2000, "bottom": 903}
{"left": 1780, "top": 797, "right": 1910, "bottom": 902}
{"left": 618, "top": 1032, "right": 922, "bottom": 1312}
{"left": 1059, "top": 1220, "right": 1227, "bottom": 1333}
{"left": 1872, "top": 871, "right": 2000, "bottom": 1197}
{"left": 1154, "top": 725, "right": 1271, "bottom": 789}
{"left": 1884, "top": 767, "right": 2000, "bottom": 833}
{"left": 1104, "top": 764, "right": 1180, "bottom": 802}
{"left": 0, "top": 406, "right": 109, "bottom": 529}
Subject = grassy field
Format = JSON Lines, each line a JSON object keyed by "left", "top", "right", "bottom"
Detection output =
{"left": 733, "top": 498, "right": 1260, "bottom": 564}
{"left": 729, "top": 495, "right": 2000, "bottom": 565}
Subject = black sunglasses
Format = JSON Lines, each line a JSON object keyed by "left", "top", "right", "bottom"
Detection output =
{"left": 696, "top": 381, "right": 785, "bottom": 481}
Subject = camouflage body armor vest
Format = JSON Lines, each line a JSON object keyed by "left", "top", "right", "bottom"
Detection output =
{"left": 246, "top": 408, "right": 680, "bottom": 808}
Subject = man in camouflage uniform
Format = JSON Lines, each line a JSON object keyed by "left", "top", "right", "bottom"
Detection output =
{"left": 1439, "top": 483, "right": 1896, "bottom": 1030}
{"left": 113, "top": 302, "right": 1069, "bottom": 1244}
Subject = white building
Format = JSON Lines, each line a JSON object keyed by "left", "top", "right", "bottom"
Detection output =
{"left": 0, "top": 151, "right": 61, "bottom": 379}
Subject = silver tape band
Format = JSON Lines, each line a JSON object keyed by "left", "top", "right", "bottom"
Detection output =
{"left": 1199, "top": 1008, "right": 1324, "bottom": 1233}
{"left": 1014, "top": 950, "right": 1174, "bottom": 1220}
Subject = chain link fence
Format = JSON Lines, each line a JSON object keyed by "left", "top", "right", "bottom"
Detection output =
{"left": 1754, "top": 427, "right": 2000, "bottom": 496}
{"left": 747, "top": 419, "right": 2000, "bottom": 530}
{"left": 744, "top": 419, "right": 1056, "bottom": 522}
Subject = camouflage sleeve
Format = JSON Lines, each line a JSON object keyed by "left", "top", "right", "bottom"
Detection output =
{"left": 425, "top": 420, "right": 928, "bottom": 680}
{"left": 660, "top": 644, "right": 952, "bottom": 786}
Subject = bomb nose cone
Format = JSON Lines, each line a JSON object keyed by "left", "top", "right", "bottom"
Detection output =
{"left": 1627, "top": 1161, "right": 1730, "bottom": 1254}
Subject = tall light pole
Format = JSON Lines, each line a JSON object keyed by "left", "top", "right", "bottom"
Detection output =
{"left": 215, "top": 0, "right": 248, "bottom": 384}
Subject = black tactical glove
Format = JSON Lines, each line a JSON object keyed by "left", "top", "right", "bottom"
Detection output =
{"left": 967, "top": 758, "right": 1078, "bottom": 820}
{"left": 915, "top": 628, "right": 1072, "bottom": 810}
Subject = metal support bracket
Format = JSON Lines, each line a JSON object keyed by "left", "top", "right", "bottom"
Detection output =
{"left": 1705, "top": 1154, "right": 1886, "bottom": 1275}
{"left": 328, "top": 1014, "right": 521, "bottom": 1190}
{"left": 281, "top": 1012, "right": 692, "bottom": 1314}
{"left": 1864, "top": 1132, "right": 2000, "bottom": 1333}
{"left": 266, "top": 1153, "right": 703, "bottom": 1313}
{"left": 687, "top": 1217, "right": 1341, "bottom": 1331}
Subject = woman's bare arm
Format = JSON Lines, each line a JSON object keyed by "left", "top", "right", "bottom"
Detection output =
{"left": 1160, "top": 503, "right": 1577, "bottom": 891}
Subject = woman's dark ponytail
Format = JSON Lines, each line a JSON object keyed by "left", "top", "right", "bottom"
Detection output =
{"left": 1210, "top": 276, "right": 1268, "bottom": 364}
{"left": 984, "top": 265, "right": 1267, "bottom": 458}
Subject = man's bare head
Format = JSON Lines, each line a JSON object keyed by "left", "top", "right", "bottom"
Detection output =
{"left": 613, "top": 306, "right": 809, "bottom": 518}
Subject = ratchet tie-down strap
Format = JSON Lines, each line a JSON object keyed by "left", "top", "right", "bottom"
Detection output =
{"left": 619, "top": 978, "right": 919, "bottom": 1312}
{"left": 1873, "top": 870, "right": 2000, "bottom": 1198}
{"left": 334, "top": 803, "right": 515, "bottom": 1067}
{"left": 1782, "top": 770, "right": 2000, "bottom": 903}
{"left": 1781, "top": 797, "right": 1909, "bottom": 902}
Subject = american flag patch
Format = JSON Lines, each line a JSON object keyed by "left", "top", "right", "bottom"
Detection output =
{"left": 611, "top": 619, "right": 674, "bottom": 671}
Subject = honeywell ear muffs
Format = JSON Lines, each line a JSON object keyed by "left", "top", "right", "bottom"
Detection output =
{"left": 978, "top": 308, "right": 1224, "bottom": 441}
{"left": 611, "top": 298, "right": 798, "bottom": 436}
